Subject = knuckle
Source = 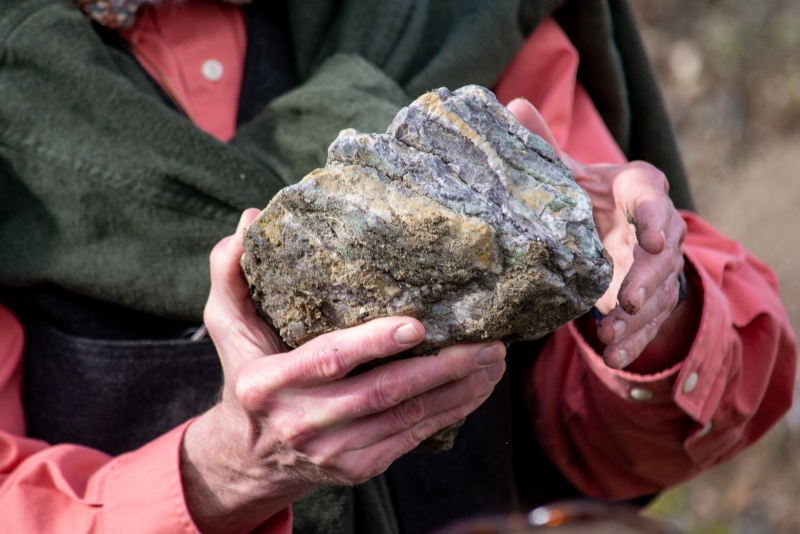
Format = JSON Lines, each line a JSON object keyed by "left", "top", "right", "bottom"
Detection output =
{"left": 348, "top": 470, "right": 373, "bottom": 486}
{"left": 394, "top": 395, "right": 429, "bottom": 428}
{"left": 202, "top": 307, "right": 221, "bottom": 335}
{"left": 669, "top": 277, "right": 681, "bottom": 308}
{"left": 349, "top": 455, "right": 390, "bottom": 484}
{"left": 274, "top": 416, "right": 313, "bottom": 449}
{"left": 656, "top": 171, "right": 669, "bottom": 191}
{"left": 410, "top": 418, "right": 438, "bottom": 444}
{"left": 372, "top": 368, "right": 414, "bottom": 410}
{"left": 643, "top": 317, "right": 661, "bottom": 344}
{"left": 309, "top": 450, "right": 336, "bottom": 471}
{"left": 234, "top": 372, "right": 271, "bottom": 412}
{"left": 435, "top": 347, "right": 473, "bottom": 380}
{"left": 622, "top": 319, "right": 658, "bottom": 358}
{"left": 455, "top": 394, "right": 489, "bottom": 420}
{"left": 308, "top": 340, "right": 348, "bottom": 380}
{"left": 677, "top": 217, "right": 688, "bottom": 243}
{"left": 630, "top": 161, "right": 667, "bottom": 188}
{"left": 471, "top": 368, "right": 496, "bottom": 394}
{"left": 656, "top": 280, "right": 675, "bottom": 310}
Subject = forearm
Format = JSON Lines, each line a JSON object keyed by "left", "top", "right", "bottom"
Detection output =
{"left": 532, "top": 212, "right": 797, "bottom": 499}
{"left": 181, "top": 404, "right": 308, "bottom": 534}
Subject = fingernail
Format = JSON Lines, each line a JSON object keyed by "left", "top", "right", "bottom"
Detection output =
{"left": 476, "top": 344, "right": 502, "bottom": 366}
{"left": 394, "top": 324, "right": 421, "bottom": 345}
{"left": 617, "top": 349, "right": 628, "bottom": 368}
{"left": 612, "top": 320, "right": 627, "bottom": 341}
{"left": 638, "top": 287, "right": 646, "bottom": 310}
{"left": 484, "top": 361, "right": 506, "bottom": 382}
{"left": 659, "top": 229, "right": 667, "bottom": 246}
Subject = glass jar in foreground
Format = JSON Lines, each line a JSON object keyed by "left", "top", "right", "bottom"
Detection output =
{"left": 431, "top": 500, "right": 683, "bottom": 534}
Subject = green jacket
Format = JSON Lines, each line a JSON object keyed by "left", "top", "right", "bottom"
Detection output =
{"left": 0, "top": 0, "right": 690, "bottom": 321}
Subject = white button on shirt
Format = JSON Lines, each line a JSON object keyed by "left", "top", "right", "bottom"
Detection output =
{"left": 201, "top": 59, "right": 224, "bottom": 82}
{"left": 630, "top": 387, "right": 654, "bottom": 401}
{"left": 683, "top": 371, "right": 699, "bottom": 394}
{"left": 697, "top": 421, "right": 713, "bottom": 437}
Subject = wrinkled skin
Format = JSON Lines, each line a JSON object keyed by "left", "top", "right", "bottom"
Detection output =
{"left": 180, "top": 210, "right": 506, "bottom": 534}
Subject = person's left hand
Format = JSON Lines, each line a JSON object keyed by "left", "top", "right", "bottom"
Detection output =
{"left": 507, "top": 98, "right": 688, "bottom": 370}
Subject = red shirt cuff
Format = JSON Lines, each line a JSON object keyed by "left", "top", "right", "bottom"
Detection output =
{"left": 100, "top": 421, "right": 203, "bottom": 534}
{"left": 99, "top": 421, "right": 292, "bottom": 534}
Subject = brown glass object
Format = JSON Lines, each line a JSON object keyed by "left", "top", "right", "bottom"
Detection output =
{"left": 431, "top": 500, "right": 683, "bottom": 534}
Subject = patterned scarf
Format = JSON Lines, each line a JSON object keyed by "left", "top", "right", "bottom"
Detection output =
{"left": 74, "top": 0, "right": 252, "bottom": 29}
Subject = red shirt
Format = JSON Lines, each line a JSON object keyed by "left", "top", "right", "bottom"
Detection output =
{"left": 0, "top": 3, "right": 795, "bottom": 532}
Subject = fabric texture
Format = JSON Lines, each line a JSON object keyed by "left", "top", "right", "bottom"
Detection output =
{"left": 0, "top": 303, "right": 292, "bottom": 534}
{"left": 0, "top": 0, "right": 689, "bottom": 321}
{"left": 73, "top": 0, "right": 250, "bottom": 29}
{"left": 118, "top": 0, "right": 247, "bottom": 141}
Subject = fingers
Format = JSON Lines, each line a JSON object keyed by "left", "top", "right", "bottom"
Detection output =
{"left": 309, "top": 358, "right": 505, "bottom": 454}
{"left": 207, "top": 208, "right": 262, "bottom": 313}
{"left": 235, "top": 317, "right": 427, "bottom": 411}
{"left": 237, "top": 339, "right": 505, "bottom": 455}
{"left": 321, "top": 340, "right": 506, "bottom": 421}
{"left": 616, "top": 214, "right": 687, "bottom": 316}
{"left": 615, "top": 163, "right": 673, "bottom": 255}
{"left": 288, "top": 318, "right": 429, "bottom": 384}
{"left": 506, "top": 98, "right": 561, "bottom": 155}
{"left": 599, "top": 265, "right": 683, "bottom": 368}
{"left": 331, "top": 393, "right": 494, "bottom": 484}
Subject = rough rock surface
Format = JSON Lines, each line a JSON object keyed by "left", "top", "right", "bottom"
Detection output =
{"left": 242, "top": 86, "right": 612, "bottom": 354}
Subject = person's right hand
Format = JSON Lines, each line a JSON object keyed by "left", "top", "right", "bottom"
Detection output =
{"left": 181, "top": 209, "right": 507, "bottom": 534}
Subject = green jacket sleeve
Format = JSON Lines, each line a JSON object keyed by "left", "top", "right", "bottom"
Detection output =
{"left": 0, "top": 0, "right": 410, "bottom": 319}
{"left": 0, "top": 0, "right": 690, "bottom": 320}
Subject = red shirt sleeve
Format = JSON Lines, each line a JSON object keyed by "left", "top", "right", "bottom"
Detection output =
{"left": 531, "top": 212, "right": 798, "bottom": 500}
{"left": 0, "top": 305, "right": 292, "bottom": 533}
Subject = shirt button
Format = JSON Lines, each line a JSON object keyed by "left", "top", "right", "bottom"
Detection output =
{"left": 697, "top": 421, "right": 713, "bottom": 437}
{"left": 683, "top": 371, "right": 699, "bottom": 394}
{"left": 630, "top": 387, "right": 653, "bottom": 401}
{"left": 201, "top": 59, "right": 224, "bottom": 82}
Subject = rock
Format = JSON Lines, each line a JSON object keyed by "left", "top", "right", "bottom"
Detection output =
{"left": 241, "top": 86, "right": 612, "bottom": 453}
{"left": 242, "top": 86, "right": 612, "bottom": 352}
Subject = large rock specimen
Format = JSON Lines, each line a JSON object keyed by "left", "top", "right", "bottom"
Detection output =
{"left": 242, "top": 86, "right": 611, "bottom": 352}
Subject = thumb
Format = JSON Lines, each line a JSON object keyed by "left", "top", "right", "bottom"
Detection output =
{"left": 506, "top": 98, "right": 562, "bottom": 156}
{"left": 208, "top": 208, "right": 262, "bottom": 314}
{"left": 204, "top": 208, "right": 285, "bottom": 363}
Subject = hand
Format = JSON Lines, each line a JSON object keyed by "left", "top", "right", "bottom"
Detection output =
{"left": 181, "top": 209, "right": 507, "bottom": 534}
{"left": 507, "top": 99, "right": 689, "bottom": 370}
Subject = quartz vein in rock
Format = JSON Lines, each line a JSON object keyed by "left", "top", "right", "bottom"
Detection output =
{"left": 242, "top": 86, "right": 612, "bottom": 353}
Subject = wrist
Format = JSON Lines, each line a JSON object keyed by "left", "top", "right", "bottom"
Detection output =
{"left": 181, "top": 404, "right": 310, "bottom": 534}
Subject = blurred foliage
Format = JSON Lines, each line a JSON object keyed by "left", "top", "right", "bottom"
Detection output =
{"left": 632, "top": 0, "right": 800, "bottom": 146}
{"left": 629, "top": 0, "right": 800, "bottom": 532}
{"left": 646, "top": 421, "right": 800, "bottom": 532}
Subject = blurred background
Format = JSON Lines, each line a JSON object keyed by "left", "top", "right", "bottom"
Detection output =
{"left": 627, "top": 0, "right": 800, "bottom": 532}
